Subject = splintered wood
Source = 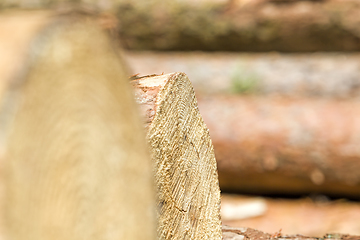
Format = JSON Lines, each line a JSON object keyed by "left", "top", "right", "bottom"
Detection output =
{"left": 131, "top": 73, "right": 222, "bottom": 240}
{"left": 0, "top": 12, "right": 156, "bottom": 240}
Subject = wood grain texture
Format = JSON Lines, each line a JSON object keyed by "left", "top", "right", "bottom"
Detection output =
{"left": 1, "top": 12, "right": 156, "bottom": 240}
{"left": 132, "top": 73, "right": 222, "bottom": 240}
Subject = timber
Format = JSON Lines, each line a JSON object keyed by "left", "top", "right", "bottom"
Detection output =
{"left": 222, "top": 226, "right": 360, "bottom": 240}
{"left": 0, "top": 11, "right": 156, "bottom": 240}
{"left": 5, "top": 0, "right": 360, "bottom": 52}
{"left": 197, "top": 95, "right": 360, "bottom": 198}
{"left": 131, "top": 73, "right": 222, "bottom": 239}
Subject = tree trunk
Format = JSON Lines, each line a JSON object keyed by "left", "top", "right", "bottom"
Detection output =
{"left": 0, "top": 11, "right": 156, "bottom": 240}
{"left": 5, "top": 0, "right": 360, "bottom": 52}
{"left": 116, "top": 0, "right": 360, "bottom": 52}
{"left": 131, "top": 72, "right": 222, "bottom": 240}
{"left": 197, "top": 95, "right": 360, "bottom": 198}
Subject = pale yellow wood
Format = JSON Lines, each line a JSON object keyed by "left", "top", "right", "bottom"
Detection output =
{"left": 0, "top": 12, "right": 156, "bottom": 240}
{"left": 132, "top": 73, "right": 222, "bottom": 240}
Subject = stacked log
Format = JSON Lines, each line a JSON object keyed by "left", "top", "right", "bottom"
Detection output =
{"left": 116, "top": 0, "right": 360, "bottom": 52}
{"left": 222, "top": 226, "right": 360, "bottom": 240}
{"left": 0, "top": 11, "right": 156, "bottom": 240}
{"left": 3, "top": 0, "right": 360, "bottom": 52}
{"left": 197, "top": 95, "right": 360, "bottom": 198}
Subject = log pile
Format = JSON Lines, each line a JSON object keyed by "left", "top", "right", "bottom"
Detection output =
{"left": 0, "top": 6, "right": 359, "bottom": 240}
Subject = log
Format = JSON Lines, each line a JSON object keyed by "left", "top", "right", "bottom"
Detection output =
{"left": 5, "top": 0, "right": 360, "bottom": 52}
{"left": 125, "top": 51, "right": 360, "bottom": 98}
{"left": 197, "top": 95, "right": 360, "bottom": 198}
{"left": 0, "top": 11, "right": 156, "bottom": 240}
{"left": 131, "top": 72, "right": 222, "bottom": 239}
{"left": 222, "top": 226, "right": 360, "bottom": 240}
{"left": 117, "top": 0, "right": 360, "bottom": 52}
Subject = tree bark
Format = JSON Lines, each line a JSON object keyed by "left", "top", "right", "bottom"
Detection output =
{"left": 117, "top": 0, "right": 360, "bottom": 52}
{"left": 0, "top": 11, "right": 156, "bottom": 240}
{"left": 197, "top": 95, "right": 360, "bottom": 198}
{"left": 5, "top": 0, "right": 360, "bottom": 52}
{"left": 131, "top": 72, "right": 222, "bottom": 240}
{"left": 222, "top": 226, "right": 360, "bottom": 240}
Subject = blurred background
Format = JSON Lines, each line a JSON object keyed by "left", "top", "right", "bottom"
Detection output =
{"left": 2, "top": 0, "right": 360, "bottom": 237}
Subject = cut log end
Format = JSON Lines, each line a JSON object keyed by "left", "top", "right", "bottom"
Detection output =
{"left": 1, "top": 11, "right": 156, "bottom": 240}
{"left": 132, "top": 72, "right": 222, "bottom": 239}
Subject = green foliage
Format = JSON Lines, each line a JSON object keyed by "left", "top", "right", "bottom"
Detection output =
{"left": 230, "top": 66, "right": 260, "bottom": 94}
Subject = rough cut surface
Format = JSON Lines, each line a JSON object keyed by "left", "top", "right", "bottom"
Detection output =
{"left": 0, "top": 11, "right": 156, "bottom": 240}
{"left": 131, "top": 72, "right": 222, "bottom": 240}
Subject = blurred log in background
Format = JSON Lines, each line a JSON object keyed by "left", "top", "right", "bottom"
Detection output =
{"left": 4, "top": 0, "right": 360, "bottom": 52}
{"left": 199, "top": 96, "right": 360, "bottom": 197}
